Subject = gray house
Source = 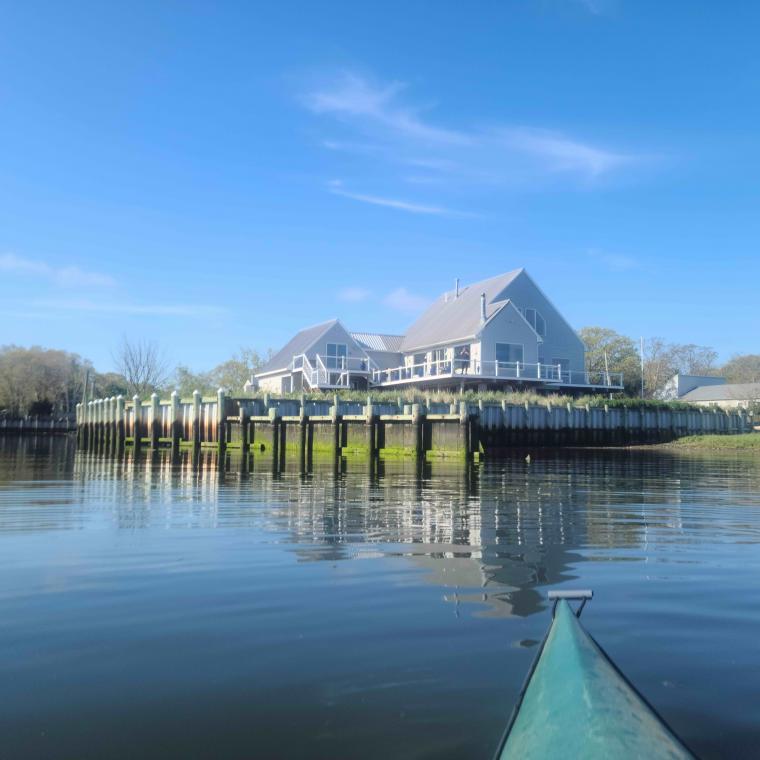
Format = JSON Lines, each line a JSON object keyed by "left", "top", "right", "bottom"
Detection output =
{"left": 255, "top": 269, "right": 623, "bottom": 393}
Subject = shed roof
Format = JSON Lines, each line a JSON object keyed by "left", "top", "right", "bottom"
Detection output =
{"left": 681, "top": 382, "right": 760, "bottom": 402}
{"left": 256, "top": 319, "right": 340, "bottom": 376}
{"left": 400, "top": 269, "right": 524, "bottom": 352}
{"left": 350, "top": 332, "right": 405, "bottom": 352}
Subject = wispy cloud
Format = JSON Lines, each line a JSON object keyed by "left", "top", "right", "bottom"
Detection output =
{"left": 587, "top": 248, "right": 638, "bottom": 271}
{"left": 383, "top": 287, "right": 430, "bottom": 314}
{"left": 500, "top": 128, "right": 633, "bottom": 177}
{"left": 0, "top": 252, "right": 116, "bottom": 288}
{"left": 305, "top": 72, "right": 469, "bottom": 146}
{"left": 329, "top": 181, "right": 462, "bottom": 216}
{"left": 337, "top": 286, "right": 371, "bottom": 302}
{"left": 31, "top": 298, "right": 228, "bottom": 317}
{"left": 301, "top": 71, "right": 648, "bottom": 210}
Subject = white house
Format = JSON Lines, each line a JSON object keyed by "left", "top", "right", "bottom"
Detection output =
{"left": 255, "top": 269, "right": 623, "bottom": 393}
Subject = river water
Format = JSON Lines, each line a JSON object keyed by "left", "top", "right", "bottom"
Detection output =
{"left": 1, "top": 436, "right": 759, "bottom": 759}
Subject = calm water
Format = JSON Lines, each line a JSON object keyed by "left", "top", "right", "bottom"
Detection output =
{"left": 1, "top": 437, "right": 760, "bottom": 759}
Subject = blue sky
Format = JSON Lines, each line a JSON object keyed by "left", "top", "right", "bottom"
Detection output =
{"left": 1, "top": 0, "right": 758, "bottom": 371}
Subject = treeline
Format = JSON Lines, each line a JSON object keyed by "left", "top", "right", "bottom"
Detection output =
{"left": 0, "top": 341, "right": 271, "bottom": 417}
{"left": 1, "top": 332, "right": 757, "bottom": 417}
{"left": 579, "top": 327, "right": 760, "bottom": 397}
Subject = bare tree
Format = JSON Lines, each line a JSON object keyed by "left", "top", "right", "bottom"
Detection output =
{"left": 113, "top": 337, "right": 168, "bottom": 398}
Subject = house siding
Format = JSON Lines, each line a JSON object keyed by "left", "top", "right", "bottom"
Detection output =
{"left": 479, "top": 303, "right": 540, "bottom": 365}
{"left": 494, "top": 271, "right": 585, "bottom": 372}
{"left": 305, "top": 322, "right": 366, "bottom": 363}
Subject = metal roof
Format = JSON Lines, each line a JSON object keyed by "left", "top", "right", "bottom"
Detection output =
{"left": 400, "top": 269, "right": 524, "bottom": 353}
{"left": 256, "top": 319, "right": 340, "bottom": 375}
{"left": 681, "top": 382, "right": 760, "bottom": 402}
{"left": 350, "top": 332, "right": 405, "bottom": 352}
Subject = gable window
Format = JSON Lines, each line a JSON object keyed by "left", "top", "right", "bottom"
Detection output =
{"left": 522, "top": 308, "right": 547, "bottom": 337}
{"left": 495, "top": 343, "right": 523, "bottom": 366}
{"left": 325, "top": 343, "right": 347, "bottom": 369}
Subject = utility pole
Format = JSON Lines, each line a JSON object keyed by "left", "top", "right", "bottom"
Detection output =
{"left": 640, "top": 337, "right": 645, "bottom": 399}
{"left": 603, "top": 350, "right": 611, "bottom": 399}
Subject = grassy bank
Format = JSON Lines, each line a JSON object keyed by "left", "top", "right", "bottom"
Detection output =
{"left": 666, "top": 433, "right": 760, "bottom": 450}
{"left": 240, "top": 388, "right": 699, "bottom": 412}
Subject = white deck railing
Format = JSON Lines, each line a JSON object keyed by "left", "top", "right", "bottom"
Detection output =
{"left": 370, "top": 359, "right": 623, "bottom": 389}
{"left": 291, "top": 354, "right": 377, "bottom": 389}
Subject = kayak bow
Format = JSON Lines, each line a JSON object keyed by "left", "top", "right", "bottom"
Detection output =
{"left": 496, "top": 590, "right": 694, "bottom": 760}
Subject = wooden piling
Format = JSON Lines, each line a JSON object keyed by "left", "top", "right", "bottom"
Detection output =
{"left": 192, "top": 390, "right": 201, "bottom": 448}
{"left": 116, "top": 395, "right": 125, "bottom": 448}
{"left": 217, "top": 388, "right": 226, "bottom": 454}
{"left": 133, "top": 395, "right": 142, "bottom": 450}
{"left": 170, "top": 390, "right": 181, "bottom": 449}
{"left": 239, "top": 400, "right": 249, "bottom": 452}
{"left": 150, "top": 393, "right": 160, "bottom": 449}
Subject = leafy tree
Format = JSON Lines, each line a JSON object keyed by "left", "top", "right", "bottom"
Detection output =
{"left": 92, "top": 371, "right": 129, "bottom": 399}
{"left": 173, "top": 365, "right": 215, "bottom": 397}
{"left": 0, "top": 345, "right": 90, "bottom": 416}
{"left": 721, "top": 354, "right": 760, "bottom": 384}
{"left": 211, "top": 348, "right": 271, "bottom": 392}
{"left": 579, "top": 327, "right": 641, "bottom": 396}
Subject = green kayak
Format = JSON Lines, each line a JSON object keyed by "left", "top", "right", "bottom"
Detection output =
{"left": 496, "top": 591, "right": 695, "bottom": 760}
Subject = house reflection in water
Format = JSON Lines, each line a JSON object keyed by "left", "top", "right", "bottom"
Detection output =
{"left": 44, "top": 441, "right": 716, "bottom": 619}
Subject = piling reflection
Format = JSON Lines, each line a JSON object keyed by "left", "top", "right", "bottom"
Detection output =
{"left": 3, "top": 435, "right": 760, "bottom": 620}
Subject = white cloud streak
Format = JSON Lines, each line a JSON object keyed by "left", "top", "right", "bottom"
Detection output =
{"left": 500, "top": 128, "right": 633, "bottom": 177}
{"left": 329, "top": 183, "right": 460, "bottom": 216}
{"left": 305, "top": 73, "right": 470, "bottom": 146}
{"left": 383, "top": 287, "right": 430, "bottom": 314}
{"left": 31, "top": 298, "right": 228, "bottom": 317}
{"left": 302, "top": 72, "right": 647, "bottom": 210}
{"left": 0, "top": 252, "right": 116, "bottom": 288}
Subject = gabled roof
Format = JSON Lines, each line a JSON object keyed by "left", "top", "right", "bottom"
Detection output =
{"left": 681, "top": 382, "right": 760, "bottom": 402}
{"left": 256, "top": 319, "right": 340, "bottom": 376}
{"left": 400, "top": 269, "right": 524, "bottom": 352}
{"left": 350, "top": 332, "right": 405, "bottom": 352}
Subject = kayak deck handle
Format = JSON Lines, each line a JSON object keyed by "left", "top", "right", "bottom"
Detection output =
{"left": 548, "top": 589, "right": 593, "bottom": 618}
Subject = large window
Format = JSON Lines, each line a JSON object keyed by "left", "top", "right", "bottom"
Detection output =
{"left": 521, "top": 308, "right": 546, "bottom": 337}
{"left": 325, "top": 343, "right": 347, "bottom": 369}
{"left": 430, "top": 347, "right": 450, "bottom": 375}
{"left": 453, "top": 344, "right": 470, "bottom": 374}
{"left": 495, "top": 343, "right": 523, "bottom": 365}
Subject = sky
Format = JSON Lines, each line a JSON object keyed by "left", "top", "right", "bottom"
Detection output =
{"left": 0, "top": 0, "right": 758, "bottom": 372}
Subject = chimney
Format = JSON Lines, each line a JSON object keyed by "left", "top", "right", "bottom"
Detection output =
{"left": 480, "top": 292, "right": 486, "bottom": 324}
{"left": 454, "top": 278, "right": 460, "bottom": 299}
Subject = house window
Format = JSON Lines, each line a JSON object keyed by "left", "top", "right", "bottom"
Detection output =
{"left": 325, "top": 343, "right": 347, "bottom": 369}
{"left": 453, "top": 344, "right": 470, "bottom": 374}
{"left": 413, "top": 353, "right": 426, "bottom": 377}
{"left": 496, "top": 343, "right": 523, "bottom": 365}
{"left": 430, "top": 348, "right": 450, "bottom": 375}
{"left": 523, "top": 308, "right": 547, "bottom": 337}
